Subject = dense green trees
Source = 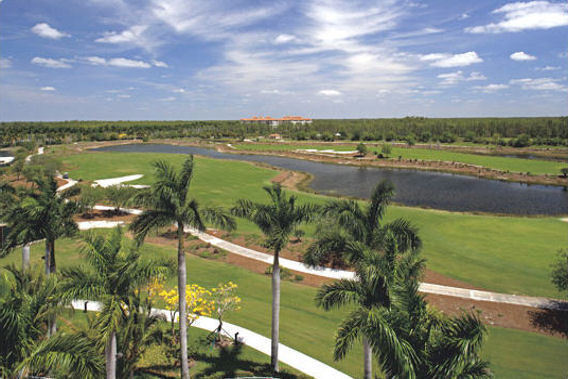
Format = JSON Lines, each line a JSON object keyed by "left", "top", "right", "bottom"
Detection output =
{"left": 59, "top": 227, "right": 171, "bottom": 378}
{"left": 0, "top": 266, "right": 103, "bottom": 378}
{"left": 232, "top": 184, "right": 318, "bottom": 372}
{"left": 1, "top": 117, "right": 567, "bottom": 147}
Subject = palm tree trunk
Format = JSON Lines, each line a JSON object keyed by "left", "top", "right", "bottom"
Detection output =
{"left": 22, "top": 244, "right": 30, "bottom": 272}
{"left": 363, "top": 336, "right": 372, "bottom": 379}
{"left": 44, "top": 240, "right": 51, "bottom": 275}
{"left": 50, "top": 240, "right": 56, "bottom": 274}
{"left": 270, "top": 249, "right": 281, "bottom": 372}
{"left": 106, "top": 330, "right": 117, "bottom": 379}
{"left": 177, "top": 223, "right": 190, "bottom": 379}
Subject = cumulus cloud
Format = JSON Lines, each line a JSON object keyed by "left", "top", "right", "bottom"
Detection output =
{"left": 510, "top": 77, "right": 568, "bottom": 91}
{"left": 437, "top": 71, "right": 486, "bottom": 85}
{"left": 466, "top": 1, "right": 568, "bottom": 33}
{"left": 474, "top": 84, "right": 509, "bottom": 92}
{"left": 510, "top": 51, "right": 537, "bottom": 61}
{"left": 83, "top": 56, "right": 152, "bottom": 68}
{"left": 152, "top": 60, "right": 168, "bottom": 68}
{"left": 96, "top": 25, "right": 147, "bottom": 44}
{"left": 274, "top": 34, "right": 296, "bottom": 44}
{"left": 318, "top": 89, "right": 342, "bottom": 96}
{"left": 421, "top": 52, "right": 483, "bottom": 67}
{"left": 31, "top": 57, "right": 72, "bottom": 69}
{"left": 40, "top": 86, "right": 56, "bottom": 91}
{"left": 31, "top": 23, "right": 69, "bottom": 39}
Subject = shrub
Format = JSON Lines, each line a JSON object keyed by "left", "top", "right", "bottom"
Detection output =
{"left": 356, "top": 143, "right": 368, "bottom": 156}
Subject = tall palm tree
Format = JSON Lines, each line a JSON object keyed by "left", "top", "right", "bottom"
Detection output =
{"left": 58, "top": 227, "right": 172, "bottom": 379}
{"left": 232, "top": 183, "right": 318, "bottom": 372}
{"left": 305, "top": 180, "right": 421, "bottom": 378}
{"left": 129, "top": 155, "right": 235, "bottom": 379}
{"left": 1, "top": 175, "right": 80, "bottom": 275}
{"left": 316, "top": 234, "right": 418, "bottom": 379}
{"left": 0, "top": 265, "right": 103, "bottom": 378}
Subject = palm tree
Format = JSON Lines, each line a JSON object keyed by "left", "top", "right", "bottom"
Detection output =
{"left": 129, "top": 155, "right": 235, "bottom": 379}
{"left": 1, "top": 175, "right": 80, "bottom": 275}
{"left": 232, "top": 183, "right": 318, "bottom": 372}
{"left": 384, "top": 257, "right": 491, "bottom": 378}
{"left": 0, "top": 265, "right": 103, "bottom": 378}
{"left": 58, "top": 227, "right": 172, "bottom": 379}
{"left": 315, "top": 234, "right": 417, "bottom": 379}
{"left": 305, "top": 180, "right": 421, "bottom": 378}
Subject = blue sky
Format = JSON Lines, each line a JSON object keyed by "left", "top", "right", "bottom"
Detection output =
{"left": 0, "top": 0, "right": 567, "bottom": 121}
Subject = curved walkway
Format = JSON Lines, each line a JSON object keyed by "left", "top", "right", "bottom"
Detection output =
{"left": 88, "top": 204, "right": 568, "bottom": 311}
{"left": 71, "top": 300, "right": 352, "bottom": 379}
{"left": 186, "top": 227, "right": 568, "bottom": 311}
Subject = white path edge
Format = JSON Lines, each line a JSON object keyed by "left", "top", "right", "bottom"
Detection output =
{"left": 71, "top": 299, "right": 352, "bottom": 379}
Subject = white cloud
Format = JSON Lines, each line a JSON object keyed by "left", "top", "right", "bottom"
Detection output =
{"left": 152, "top": 60, "right": 168, "bottom": 68}
{"left": 466, "top": 1, "right": 568, "bottom": 33}
{"left": 173, "top": 88, "right": 186, "bottom": 93}
{"left": 318, "top": 89, "right": 342, "bottom": 96}
{"left": 474, "top": 84, "right": 509, "bottom": 92}
{"left": 117, "top": 94, "right": 131, "bottom": 98}
{"left": 510, "top": 51, "right": 537, "bottom": 61}
{"left": 437, "top": 71, "right": 486, "bottom": 85}
{"left": 0, "top": 57, "right": 12, "bottom": 69}
{"left": 96, "top": 25, "right": 147, "bottom": 44}
{"left": 159, "top": 96, "right": 176, "bottom": 101}
{"left": 85, "top": 56, "right": 107, "bottom": 66}
{"left": 510, "top": 77, "right": 568, "bottom": 91}
{"left": 460, "top": 13, "right": 470, "bottom": 20}
{"left": 260, "top": 89, "right": 281, "bottom": 94}
{"left": 422, "top": 52, "right": 483, "bottom": 67}
{"left": 83, "top": 56, "right": 152, "bottom": 68}
{"left": 274, "top": 34, "right": 296, "bottom": 44}
{"left": 31, "top": 57, "right": 72, "bottom": 69}
{"left": 536, "top": 65, "right": 561, "bottom": 71}
{"left": 31, "top": 23, "right": 70, "bottom": 39}
{"left": 109, "top": 57, "right": 151, "bottom": 68}
{"left": 40, "top": 86, "right": 56, "bottom": 91}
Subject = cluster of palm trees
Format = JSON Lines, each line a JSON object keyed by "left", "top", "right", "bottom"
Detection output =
{"left": 1, "top": 154, "right": 491, "bottom": 378}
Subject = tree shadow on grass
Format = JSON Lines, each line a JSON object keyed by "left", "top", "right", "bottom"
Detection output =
{"left": 528, "top": 304, "right": 568, "bottom": 338}
{"left": 193, "top": 342, "right": 305, "bottom": 379}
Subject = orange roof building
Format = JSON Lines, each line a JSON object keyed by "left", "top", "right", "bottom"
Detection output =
{"left": 240, "top": 115, "right": 312, "bottom": 126}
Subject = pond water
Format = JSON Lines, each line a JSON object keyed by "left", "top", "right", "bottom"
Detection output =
{"left": 92, "top": 144, "right": 568, "bottom": 215}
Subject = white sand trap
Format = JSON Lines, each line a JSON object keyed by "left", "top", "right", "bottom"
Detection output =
{"left": 93, "top": 174, "right": 144, "bottom": 188}
{"left": 560, "top": 218, "right": 568, "bottom": 223}
{"left": 0, "top": 157, "right": 14, "bottom": 165}
{"left": 78, "top": 220, "right": 124, "bottom": 230}
{"left": 300, "top": 148, "right": 357, "bottom": 154}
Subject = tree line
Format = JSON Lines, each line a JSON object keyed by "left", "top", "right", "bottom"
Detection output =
{"left": 1, "top": 117, "right": 567, "bottom": 147}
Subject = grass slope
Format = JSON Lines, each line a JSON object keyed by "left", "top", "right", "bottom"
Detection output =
{"left": 59, "top": 151, "right": 567, "bottom": 298}
{"left": 2, "top": 237, "right": 566, "bottom": 378}
{"left": 233, "top": 142, "right": 565, "bottom": 175}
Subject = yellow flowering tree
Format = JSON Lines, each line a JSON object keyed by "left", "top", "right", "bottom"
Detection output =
{"left": 149, "top": 280, "right": 215, "bottom": 337}
{"left": 210, "top": 281, "right": 242, "bottom": 333}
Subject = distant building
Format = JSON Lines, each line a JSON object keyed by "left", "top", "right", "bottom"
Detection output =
{"left": 268, "top": 133, "right": 282, "bottom": 140}
{"left": 240, "top": 115, "right": 312, "bottom": 126}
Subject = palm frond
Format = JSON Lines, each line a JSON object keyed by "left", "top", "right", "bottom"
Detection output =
{"left": 316, "top": 279, "right": 361, "bottom": 310}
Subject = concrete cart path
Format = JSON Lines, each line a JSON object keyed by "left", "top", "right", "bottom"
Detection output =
{"left": 71, "top": 300, "right": 352, "bottom": 379}
{"left": 93, "top": 174, "right": 144, "bottom": 188}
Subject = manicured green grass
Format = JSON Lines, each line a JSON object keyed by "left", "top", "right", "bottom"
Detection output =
{"left": 58, "top": 151, "right": 567, "bottom": 298}
{"left": 233, "top": 142, "right": 565, "bottom": 175}
{"left": 483, "top": 326, "right": 568, "bottom": 378}
{"left": 3, "top": 238, "right": 566, "bottom": 378}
